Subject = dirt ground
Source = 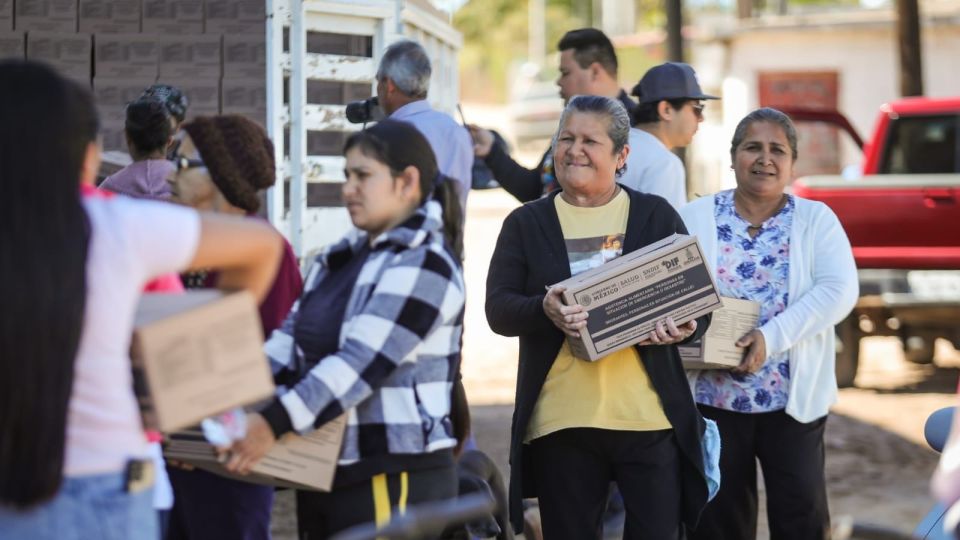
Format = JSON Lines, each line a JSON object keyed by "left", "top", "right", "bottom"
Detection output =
{"left": 266, "top": 188, "right": 960, "bottom": 539}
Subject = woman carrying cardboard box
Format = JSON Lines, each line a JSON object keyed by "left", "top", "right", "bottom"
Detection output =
{"left": 0, "top": 60, "right": 283, "bottom": 539}
{"left": 162, "top": 114, "right": 304, "bottom": 540}
{"left": 223, "top": 119, "right": 467, "bottom": 538}
{"left": 680, "top": 108, "right": 859, "bottom": 540}
{"left": 485, "top": 95, "right": 713, "bottom": 539}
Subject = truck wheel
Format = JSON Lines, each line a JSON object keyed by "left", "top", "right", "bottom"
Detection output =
{"left": 904, "top": 334, "right": 936, "bottom": 365}
{"left": 835, "top": 319, "right": 860, "bottom": 388}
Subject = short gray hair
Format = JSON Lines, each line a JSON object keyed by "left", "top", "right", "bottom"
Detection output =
{"left": 376, "top": 40, "right": 431, "bottom": 99}
{"left": 553, "top": 95, "right": 631, "bottom": 175}
{"left": 730, "top": 107, "right": 799, "bottom": 161}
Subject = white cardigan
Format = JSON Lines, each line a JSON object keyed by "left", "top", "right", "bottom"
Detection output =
{"left": 679, "top": 194, "right": 859, "bottom": 422}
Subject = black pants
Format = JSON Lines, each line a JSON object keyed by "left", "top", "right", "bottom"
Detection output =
{"left": 529, "top": 428, "right": 682, "bottom": 540}
{"left": 165, "top": 467, "right": 274, "bottom": 540}
{"left": 296, "top": 464, "right": 457, "bottom": 540}
{"left": 689, "top": 406, "right": 829, "bottom": 540}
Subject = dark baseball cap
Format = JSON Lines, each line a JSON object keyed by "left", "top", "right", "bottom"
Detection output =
{"left": 631, "top": 62, "right": 719, "bottom": 104}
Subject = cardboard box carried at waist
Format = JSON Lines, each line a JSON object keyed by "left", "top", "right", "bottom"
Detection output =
{"left": 163, "top": 415, "right": 346, "bottom": 491}
{"left": 552, "top": 234, "right": 722, "bottom": 361}
{"left": 679, "top": 297, "right": 761, "bottom": 370}
{"left": 132, "top": 290, "right": 275, "bottom": 432}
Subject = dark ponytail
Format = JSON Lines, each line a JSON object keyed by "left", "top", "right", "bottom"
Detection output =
{"left": 344, "top": 120, "right": 464, "bottom": 260}
{"left": 0, "top": 60, "right": 96, "bottom": 508}
{"left": 433, "top": 174, "right": 464, "bottom": 261}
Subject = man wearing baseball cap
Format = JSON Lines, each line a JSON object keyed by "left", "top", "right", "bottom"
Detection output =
{"left": 620, "top": 62, "right": 719, "bottom": 208}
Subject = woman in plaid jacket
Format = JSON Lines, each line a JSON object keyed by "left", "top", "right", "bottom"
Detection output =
{"left": 225, "top": 120, "right": 466, "bottom": 538}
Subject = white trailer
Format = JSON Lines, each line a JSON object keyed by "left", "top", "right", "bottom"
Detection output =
{"left": 265, "top": 0, "right": 463, "bottom": 260}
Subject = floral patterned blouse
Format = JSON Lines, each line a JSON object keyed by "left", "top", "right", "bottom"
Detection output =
{"left": 694, "top": 189, "right": 795, "bottom": 413}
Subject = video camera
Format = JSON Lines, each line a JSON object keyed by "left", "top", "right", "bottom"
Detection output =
{"left": 345, "top": 97, "right": 385, "bottom": 124}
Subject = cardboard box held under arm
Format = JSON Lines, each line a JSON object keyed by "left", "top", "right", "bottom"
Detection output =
{"left": 679, "top": 297, "right": 761, "bottom": 370}
{"left": 131, "top": 291, "right": 275, "bottom": 432}
{"left": 163, "top": 414, "right": 347, "bottom": 491}
{"left": 552, "top": 234, "right": 723, "bottom": 361}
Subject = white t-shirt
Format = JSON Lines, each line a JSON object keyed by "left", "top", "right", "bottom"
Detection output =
{"left": 65, "top": 196, "right": 200, "bottom": 477}
{"left": 620, "top": 127, "right": 687, "bottom": 209}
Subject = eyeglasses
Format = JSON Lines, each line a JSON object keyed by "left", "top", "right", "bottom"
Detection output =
{"left": 169, "top": 155, "right": 205, "bottom": 172}
{"left": 690, "top": 102, "right": 705, "bottom": 119}
{"left": 166, "top": 138, "right": 204, "bottom": 172}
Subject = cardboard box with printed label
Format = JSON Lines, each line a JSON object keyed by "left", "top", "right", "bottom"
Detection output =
{"left": 159, "top": 77, "right": 220, "bottom": 119}
{"left": 679, "top": 297, "right": 761, "bottom": 370}
{"left": 93, "top": 76, "right": 157, "bottom": 126}
{"left": 0, "top": 32, "right": 24, "bottom": 59}
{"left": 80, "top": 0, "right": 140, "bottom": 33}
{"left": 15, "top": 0, "right": 76, "bottom": 32}
{"left": 131, "top": 291, "right": 276, "bottom": 432}
{"left": 222, "top": 35, "right": 265, "bottom": 79}
{"left": 164, "top": 415, "right": 346, "bottom": 491}
{"left": 205, "top": 0, "right": 264, "bottom": 35}
{"left": 141, "top": 0, "right": 202, "bottom": 34}
{"left": 99, "top": 118, "right": 127, "bottom": 152}
{"left": 157, "top": 35, "right": 221, "bottom": 78}
{"left": 94, "top": 34, "right": 159, "bottom": 78}
{"left": 552, "top": 234, "right": 723, "bottom": 361}
{"left": 26, "top": 32, "right": 92, "bottom": 84}
{"left": 0, "top": 0, "right": 13, "bottom": 31}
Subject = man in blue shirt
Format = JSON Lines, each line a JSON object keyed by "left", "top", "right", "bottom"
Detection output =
{"left": 376, "top": 40, "right": 473, "bottom": 215}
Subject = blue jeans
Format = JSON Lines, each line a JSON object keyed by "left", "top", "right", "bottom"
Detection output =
{"left": 0, "top": 471, "right": 157, "bottom": 540}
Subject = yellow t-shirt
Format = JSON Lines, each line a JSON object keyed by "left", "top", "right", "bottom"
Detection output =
{"left": 525, "top": 189, "right": 671, "bottom": 442}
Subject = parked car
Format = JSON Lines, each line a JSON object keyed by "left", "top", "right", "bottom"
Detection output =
{"left": 785, "top": 97, "right": 960, "bottom": 387}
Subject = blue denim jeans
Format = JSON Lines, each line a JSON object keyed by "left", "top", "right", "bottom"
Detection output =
{"left": 0, "top": 471, "right": 157, "bottom": 540}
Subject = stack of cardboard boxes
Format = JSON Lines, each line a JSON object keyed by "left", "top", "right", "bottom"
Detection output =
{"left": 0, "top": 0, "right": 269, "bottom": 152}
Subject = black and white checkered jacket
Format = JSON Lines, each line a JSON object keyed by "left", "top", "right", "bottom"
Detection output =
{"left": 260, "top": 198, "right": 465, "bottom": 465}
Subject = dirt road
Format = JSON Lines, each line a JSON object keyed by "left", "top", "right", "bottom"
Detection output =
{"left": 270, "top": 187, "right": 959, "bottom": 539}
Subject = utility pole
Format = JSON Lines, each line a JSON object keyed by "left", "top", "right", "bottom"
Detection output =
{"left": 665, "top": 0, "right": 683, "bottom": 62}
{"left": 896, "top": 0, "right": 924, "bottom": 96}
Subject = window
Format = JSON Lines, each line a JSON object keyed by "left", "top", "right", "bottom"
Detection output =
{"left": 880, "top": 114, "right": 960, "bottom": 174}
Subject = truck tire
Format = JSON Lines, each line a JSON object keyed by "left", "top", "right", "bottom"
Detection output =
{"left": 904, "top": 334, "right": 936, "bottom": 365}
{"left": 835, "top": 318, "right": 860, "bottom": 388}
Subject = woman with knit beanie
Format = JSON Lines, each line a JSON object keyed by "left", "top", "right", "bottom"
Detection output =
{"left": 164, "top": 114, "right": 303, "bottom": 540}
{"left": 222, "top": 119, "right": 466, "bottom": 538}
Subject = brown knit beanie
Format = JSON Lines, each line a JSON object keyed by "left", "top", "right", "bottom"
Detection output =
{"left": 181, "top": 115, "right": 275, "bottom": 213}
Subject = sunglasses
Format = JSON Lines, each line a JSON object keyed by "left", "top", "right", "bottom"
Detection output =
{"left": 166, "top": 138, "right": 204, "bottom": 172}
{"left": 169, "top": 154, "right": 205, "bottom": 173}
{"left": 690, "top": 102, "right": 705, "bottom": 119}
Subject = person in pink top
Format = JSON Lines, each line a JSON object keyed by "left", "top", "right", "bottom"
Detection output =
{"left": 0, "top": 59, "right": 283, "bottom": 540}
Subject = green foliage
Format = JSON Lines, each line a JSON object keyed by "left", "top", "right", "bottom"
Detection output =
{"left": 454, "top": 0, "right": 676, "bottom": 102}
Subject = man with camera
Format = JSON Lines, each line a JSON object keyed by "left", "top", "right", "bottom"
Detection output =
{"left": 467, "top": 28, "right": 637, "bottom": 203}
{"left": 371, "top": 39, "right": 473, "bottom": 212}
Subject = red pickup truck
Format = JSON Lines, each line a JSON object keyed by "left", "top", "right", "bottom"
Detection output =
{"left": 788, "top": 97, "right": 960, "bottom": 386}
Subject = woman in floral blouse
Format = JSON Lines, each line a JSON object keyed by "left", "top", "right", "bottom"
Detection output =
{"left": 680, "top": 108, "right": 859, "bottom": 540}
